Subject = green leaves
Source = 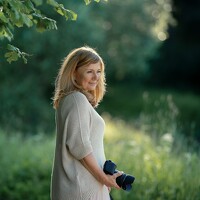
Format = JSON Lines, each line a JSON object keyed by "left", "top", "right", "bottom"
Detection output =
{"left": 84, "top": 0, "right": 107, "bottom": 5}
{"left": 0, "top": 25, "right": 13, "bottom": 41}
{"left": 0, "top": 0, "right": 79, "bottom": 38}
{"left": 0, "top": 0, "right": 104, "bottom": 63}
{"left": 0, "top": 10, "right": 8, "bottom": 23}
{"left": 33, "top": 13, "right": 57, "bottom": 32}
{"left": 1, "top": 0, "right": 59, "bottom": 33}
{"left": 0, "top": 0, "right": 66, "bottom": 63}
{"left": 5, "top": 44, "right": 30, "bottom": 64}
{"left": 84, "top": 0, "right": 92, "bottom": 5}
{"left": 47, "top": 0, "right": 77, "bottom": 20}
{"left": 0, "top": 0, "right": 70, "bottom": 63}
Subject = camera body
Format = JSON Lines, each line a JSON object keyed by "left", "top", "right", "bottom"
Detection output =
{"left": 103, "top": 160, "right": 135, "bottom": 191}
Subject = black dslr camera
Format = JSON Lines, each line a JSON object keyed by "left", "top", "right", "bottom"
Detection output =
{"left": 103, "top": 160, "right": 135, "bottom": 191}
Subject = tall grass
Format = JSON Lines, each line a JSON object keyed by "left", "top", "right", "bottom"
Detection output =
{"left": 0, "top": 109, "right": 200, "bottom": 199}
{"left": 100, "top": 84, "right": 200, "bottom": 141}
{"left": 103, "top": 115, "right": 200, "bottom": 200}
{"left": 0, "top": 133, "right": 55, "bottom": 200}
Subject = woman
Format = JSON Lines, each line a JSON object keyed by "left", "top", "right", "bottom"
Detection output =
{"left": 51, "top": 46, "right": 122, "bottom": 200}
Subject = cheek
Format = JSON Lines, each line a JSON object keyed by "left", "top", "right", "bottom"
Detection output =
{"left": 82, "top": 73, "right": 91, "bottom": 81}
{"left": 76, "top": 74, "right": 88, "bottom": 85}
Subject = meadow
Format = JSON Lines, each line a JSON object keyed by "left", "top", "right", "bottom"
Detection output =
{"left": 0, "top": 107, "right": 200, "bottom": 200}
{"left": 104, "top": 115, "right": 200, "bottom": 200}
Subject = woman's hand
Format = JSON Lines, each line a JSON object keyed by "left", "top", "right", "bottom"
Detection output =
{"left": 80, "top": 153, "right": 123, "bottom": 190}
{"left": 104, "top": 171, "right": 123, "bottom": 189}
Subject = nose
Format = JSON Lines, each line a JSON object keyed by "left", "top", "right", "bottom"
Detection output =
{"left": 92, "top": 72, "right": 99, "bottom": 80}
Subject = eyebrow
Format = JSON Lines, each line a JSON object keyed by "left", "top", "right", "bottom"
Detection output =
{"left": 84, "top": 66, "right": 101, "bottom": 70}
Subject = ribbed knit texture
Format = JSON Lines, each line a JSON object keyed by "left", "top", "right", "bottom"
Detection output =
{"left": 51, "top": 91, "right": 110, "bottom": 200}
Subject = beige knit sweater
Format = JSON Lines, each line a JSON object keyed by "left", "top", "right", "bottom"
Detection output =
{"left": 51, "top": 91, "right": 110, "bottom": 200}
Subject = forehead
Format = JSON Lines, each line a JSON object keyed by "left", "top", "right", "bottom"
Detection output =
{"left": 81, "top": 62, "right": 101, "bottom": 70}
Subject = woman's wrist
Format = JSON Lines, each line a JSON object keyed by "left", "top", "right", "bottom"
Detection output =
{"left": 98, "top": 170, "right": 109, "bottom": 185}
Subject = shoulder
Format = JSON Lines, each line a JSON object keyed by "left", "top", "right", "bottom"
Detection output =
{"left": 61, "top": 91, "right": 89, "bottom": 108}
{"left": 71, "top": 91, "right": 88, "bottom": 101}
{"left": 58, "top": 91, "right": 90, "bottom": 117}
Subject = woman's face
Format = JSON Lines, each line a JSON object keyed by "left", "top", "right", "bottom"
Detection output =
{"left": 74, "top": 62, "right": 102, "bottom": 91}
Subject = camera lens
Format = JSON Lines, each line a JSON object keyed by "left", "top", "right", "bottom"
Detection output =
{"left": 103, "top": 160, "right": 135, "bottom": 191}
{"left": 116, "top": 173, "right": 135, "bottom": 191}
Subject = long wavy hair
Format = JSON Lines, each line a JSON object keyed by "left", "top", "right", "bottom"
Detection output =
{"left": 52, "top": 46, "right": 106, "bottom": 109}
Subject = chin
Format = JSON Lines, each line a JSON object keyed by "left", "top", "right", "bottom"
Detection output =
{"left": 88, "top": 88, "right": 96, "bottom": 91}
{"left": 86, "top": 87, "right": 96, "bottom": 91}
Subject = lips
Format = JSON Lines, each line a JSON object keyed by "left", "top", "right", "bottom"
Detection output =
{"left": 89, "top": 82, "right": 97, "bottom": 85}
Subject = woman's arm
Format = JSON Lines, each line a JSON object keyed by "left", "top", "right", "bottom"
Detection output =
{"left": 80, "top": 153, "right": 122, "bottom": 189}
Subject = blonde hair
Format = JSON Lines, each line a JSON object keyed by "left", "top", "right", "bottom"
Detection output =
{"left": 52, "top": 46, "right": 106, "bottom": 109}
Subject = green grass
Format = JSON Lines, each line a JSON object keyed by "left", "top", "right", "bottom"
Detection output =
{"left": 0, "top": 113, "right": 200, "bottom": 200}
{"left": 0, "top": 133, "right": 55, "bottom": 200}
{"left": 103, "top": 115, "right": 200, "bottom": 200}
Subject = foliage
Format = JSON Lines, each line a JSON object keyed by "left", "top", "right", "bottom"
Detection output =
{"left": 0, "top": 0, "right": 173, "bottom": 134}
{"left": 5, "top": 44, "right": 30, "bottom": 63}
{"left": 0, "top": 113, "right": 200, "bottom": 200}
{"left": 0, "top": 0, "right": 106, "bottom": 63}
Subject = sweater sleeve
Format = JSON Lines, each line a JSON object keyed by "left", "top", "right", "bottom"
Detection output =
{"left": 63, "top": 92, "right": 93, "bottom": 160}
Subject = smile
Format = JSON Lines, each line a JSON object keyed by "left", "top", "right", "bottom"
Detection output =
{"left": 89, "top": 82, "right": 97, "bottom": 85}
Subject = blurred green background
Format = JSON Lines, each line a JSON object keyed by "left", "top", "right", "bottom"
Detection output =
{"left": 0, "top": 0, "right": 200, "bottom": 199}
